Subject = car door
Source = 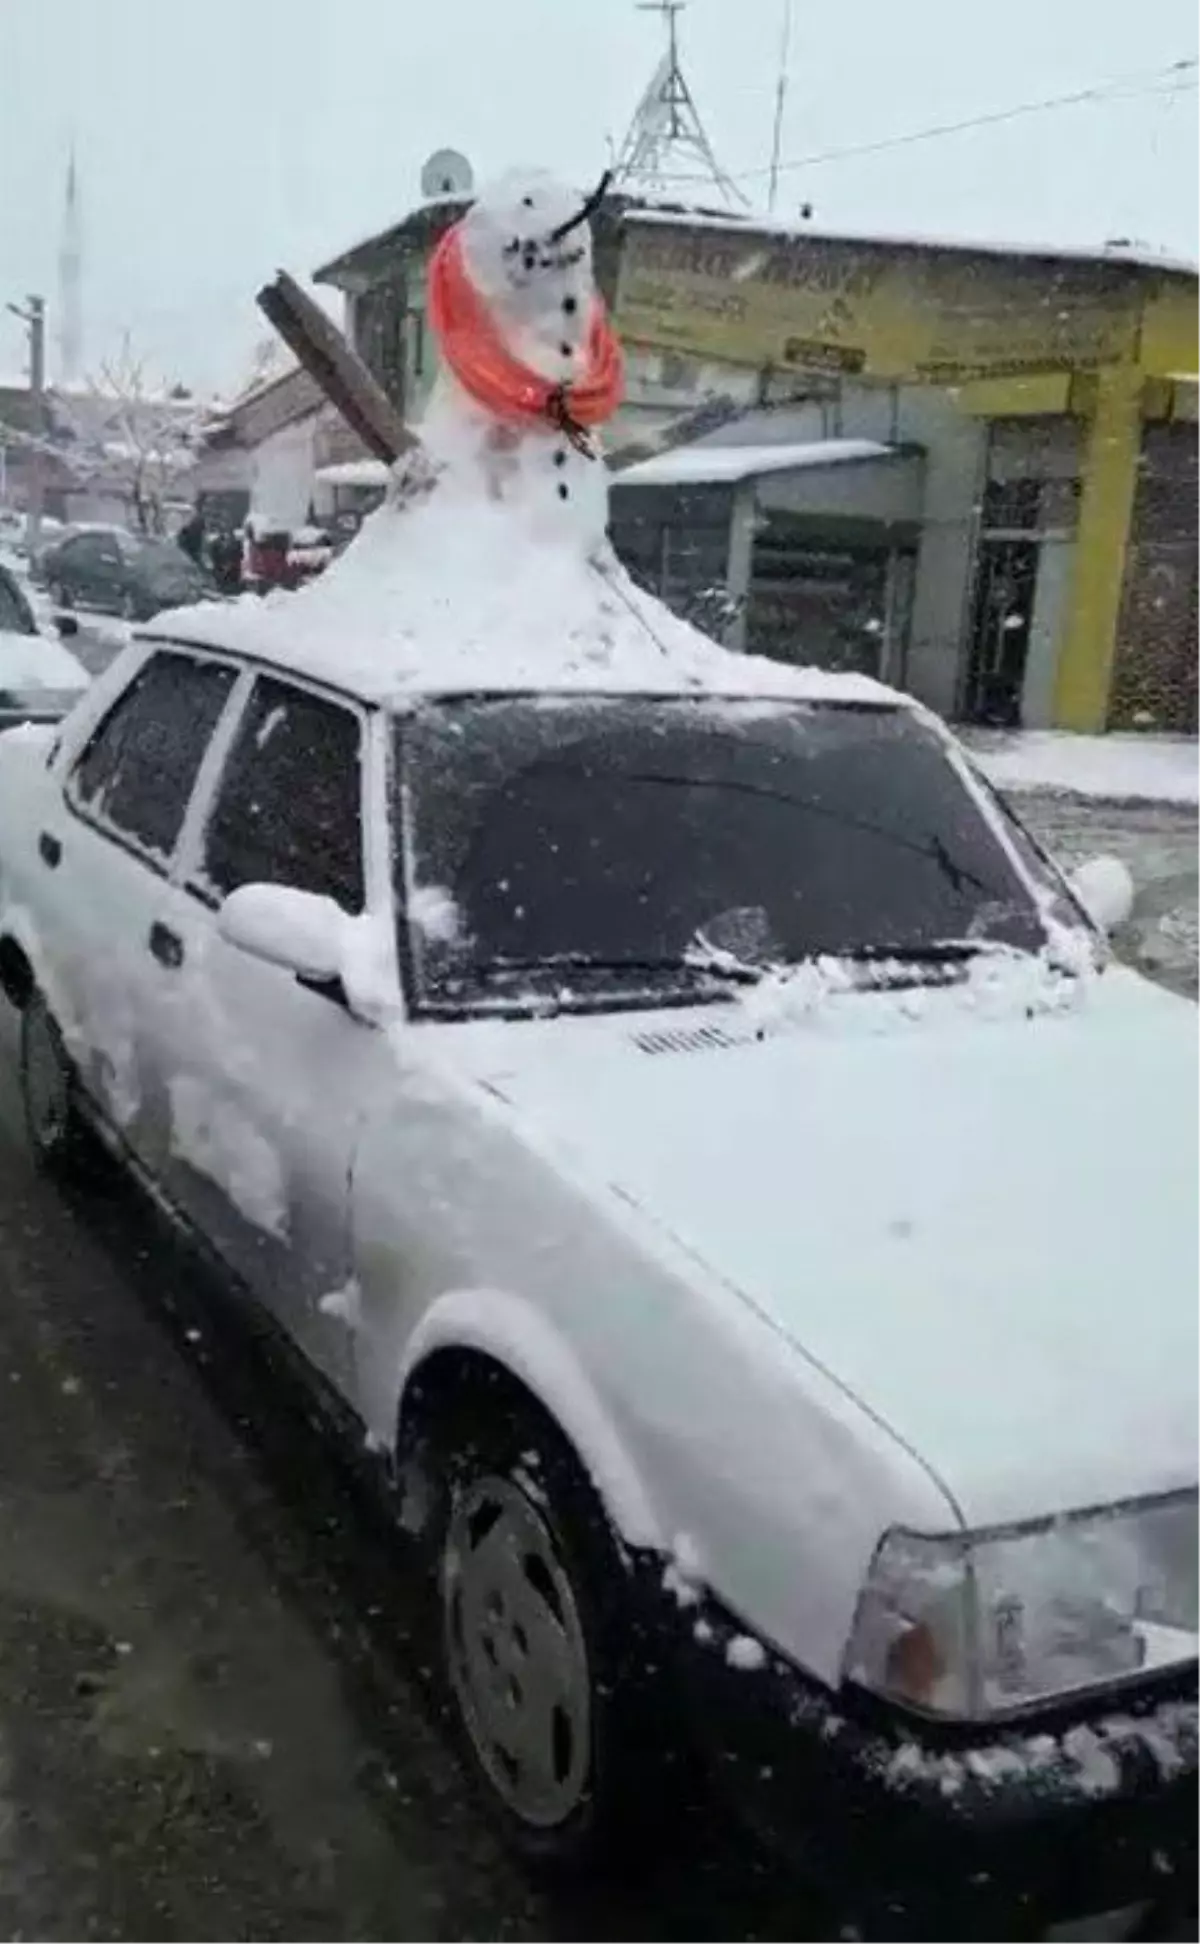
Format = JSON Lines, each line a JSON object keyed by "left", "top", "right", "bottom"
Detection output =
{"left": 55, "top": 533, "right": 121, "bottom": 612}
{"left": 37, "top": 645, "right": 241, "bottom": 1153}
{"left": 150, "top": 671, "right": 396, "bottom": 1398}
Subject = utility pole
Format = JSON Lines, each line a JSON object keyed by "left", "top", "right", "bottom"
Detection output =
{"left": 767, "top": 0, "right": 794, "bottom": 215}
{"left": 7, "top": 294, "right": 46, "bottom": 552}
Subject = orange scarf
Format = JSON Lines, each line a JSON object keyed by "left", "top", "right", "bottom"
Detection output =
{"left": 427, "top": 222, "right": 624, "bottom": 442}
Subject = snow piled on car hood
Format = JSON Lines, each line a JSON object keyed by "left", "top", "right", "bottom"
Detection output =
{"left": 435, "top": 962, "right": 1198, "bottom": 1527}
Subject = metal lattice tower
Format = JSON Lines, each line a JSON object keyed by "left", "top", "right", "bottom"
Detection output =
{"left": 57, "top": 145, "right": 83, "bottom": 386}
{"left": 613, "top": 1, "right": 747, "bottom": 208}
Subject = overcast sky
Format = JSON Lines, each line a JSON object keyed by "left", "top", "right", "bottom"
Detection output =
{"left": 2, "top": 0, "right": 1196, "bottom": 395}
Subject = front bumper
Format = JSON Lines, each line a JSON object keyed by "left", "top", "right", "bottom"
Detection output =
{"left": 677, "top": 1603, "right": 1197, "bottom": 1938}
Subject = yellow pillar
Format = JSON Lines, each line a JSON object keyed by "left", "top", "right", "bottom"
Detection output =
{"left": 1054, "top": 366, "right": 1142, "bottom": 731}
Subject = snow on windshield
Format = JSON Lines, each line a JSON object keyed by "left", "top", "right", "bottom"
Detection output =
{"left": 396, "top": 695, "right": 1077, "bottom": 1015}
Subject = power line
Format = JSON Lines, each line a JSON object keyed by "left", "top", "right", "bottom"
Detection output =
{"left": 656, "top": 57, "right": 1198, "bottom": 189}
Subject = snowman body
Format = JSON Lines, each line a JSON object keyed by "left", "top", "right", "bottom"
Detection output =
{"left": 416, "top": 168, "right": 612, "bottom": 548}
{"left": 245, "top": 168, "right": 784, "bottom": 693}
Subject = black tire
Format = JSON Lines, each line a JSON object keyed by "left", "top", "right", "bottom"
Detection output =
{"left": 424, "top": 1373, "right": 676, "bottom": 1874}
{"left": 19, "top": 989, "right": 94, "bottom": 1179}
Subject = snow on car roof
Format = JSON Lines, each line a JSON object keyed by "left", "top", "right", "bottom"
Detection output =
{"left": 142, "top": 575, "right": 906, "bottom": 713}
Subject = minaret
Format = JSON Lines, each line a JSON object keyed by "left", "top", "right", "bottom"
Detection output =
{"left": 57, "top": 146, "right": 83, "bottom": 387}
{"left": 613, "top": 0, "right": 746, "bottom": 209}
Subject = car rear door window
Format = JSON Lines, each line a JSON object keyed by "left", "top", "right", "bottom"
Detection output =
{"left": 69, "top": 649, "right": 236, "bottom": 862}
{"left": 200, "top": 676, "right": 365, "bottom": 914}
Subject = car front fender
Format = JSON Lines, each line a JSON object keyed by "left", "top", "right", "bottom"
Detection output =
{"left": 387, "top": 1284, "right": 665, "bottom": 1552}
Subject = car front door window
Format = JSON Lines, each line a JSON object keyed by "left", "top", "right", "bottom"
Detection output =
{"left": 69, "top": 649, "right": 238, "bottom": 863}
{"left": 199, "top": 676, "right": 365, "bottom": 911}
{"left": 59, "top": 536, "right": 108, "bottom": 605}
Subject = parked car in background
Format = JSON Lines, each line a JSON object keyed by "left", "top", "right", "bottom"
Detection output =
{"left": 41, "top": 526, "right": 210, "bottom": 621}
{"left": 2, "top": 513, "right": 65, "bottom": 579}
{"left": 0, "top": 560, "right": 89, "bottom": 729}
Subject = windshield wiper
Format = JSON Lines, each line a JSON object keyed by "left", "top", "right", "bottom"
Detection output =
{"left": 841, "top": 939, "right": 1027, "bottom": 965}
{"left": 480, "top": 951, "right": 761, "bottom": 986}
{"left": 527, "top": 761, "right": 996, "bottom": 895}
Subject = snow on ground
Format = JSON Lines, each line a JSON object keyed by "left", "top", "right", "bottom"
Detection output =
{"left": 967, "top": 729, "right": 1198, "bottom": 806}
{"left": 1020, "top": 796, "right": 1198, "bottom": 1000}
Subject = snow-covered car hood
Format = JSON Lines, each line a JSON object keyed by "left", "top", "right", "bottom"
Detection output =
{"left": 0, "top": 626, "right": 88, "bottom": 692}
{"left": 435, "top": 967, "right": 1198, "bottom": 1528}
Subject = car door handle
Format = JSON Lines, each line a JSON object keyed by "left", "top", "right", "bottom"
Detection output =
{"left": 148, "top": 921, "right": 185, "bottom": 969}
{"left": 38, "top": 831, "right": 62, "bottom": 868}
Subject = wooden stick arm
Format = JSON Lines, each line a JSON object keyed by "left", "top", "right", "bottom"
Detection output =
{"left": 255, "top": 264, "right": 747, "bottom": 483}
{"left": 255, "top": 269, "right": 418, "bottom": 467}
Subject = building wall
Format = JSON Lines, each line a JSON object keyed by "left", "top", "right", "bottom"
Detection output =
{"left": 248, "top": 415, "right": 319, "bottom": 531}
{"left": 756, "top": 452, "right": 923, "bottom": 524}
{"left": 1108, "top": 421, "right": 1199, "bottom": 733}
{"left": 687, "top": 388, "right": 984, "bottom": 715}
{"left": 615, "top": 220, "right": 1152, "bottom": 384}
{"left": 1021, "top": 537, "right": 1077, "bottom": 729}
{"left": 895, "top": 388, "right": 988, "bottom": 717}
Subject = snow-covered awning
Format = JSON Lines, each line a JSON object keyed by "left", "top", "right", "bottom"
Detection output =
{"left": 613, "top": 438, "right": 895, "bottom": 490}
{"left": 315, "top": 458, "right": 391, "bottom": 489}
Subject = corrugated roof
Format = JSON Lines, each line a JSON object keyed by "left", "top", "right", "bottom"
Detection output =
{"left": 625, "top": 207, "right": 1199, "bottom": 279}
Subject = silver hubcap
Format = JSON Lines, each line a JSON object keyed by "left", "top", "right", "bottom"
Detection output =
{"left": 24, "top": 1004, "right": 70, "bottom": 1151}
{"left": 442, "top": 1474, "right": 591, "bottom": 1828}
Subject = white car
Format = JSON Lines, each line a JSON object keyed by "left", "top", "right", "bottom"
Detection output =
{"left": 0, "top": 559, "right": 89, "bottom": 730}
{"left": 0, "top": 615, "right": 1195, "bottom": 1936}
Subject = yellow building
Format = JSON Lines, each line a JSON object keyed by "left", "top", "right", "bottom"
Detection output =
{"left": 614, "top": 214, "right": 1198, "bottom": 733}
{"left": 316, "top": 194, "right": 1196, "bottom": 732}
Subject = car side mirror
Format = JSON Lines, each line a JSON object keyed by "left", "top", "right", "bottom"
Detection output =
{"left": 217, "top": 883, "right": 349, "bottom": 981}
{"left": 54, "top": 612, "right": 79, "bottom": 638}
{"left": 1068, "top": 855, "right": 1135, "bottom": 935}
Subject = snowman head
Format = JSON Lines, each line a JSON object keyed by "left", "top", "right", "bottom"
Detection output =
{"left": 458, "top": 168, "right": 601, "bottom": 382}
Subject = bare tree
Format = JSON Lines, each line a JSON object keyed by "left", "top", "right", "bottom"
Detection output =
{"left": 0, "top": 335, "right": 208, "bottom": 535}
{"left": 54, "top": 336, "right": 206, "bottom": 534}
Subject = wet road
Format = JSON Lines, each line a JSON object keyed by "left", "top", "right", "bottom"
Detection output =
{"left": 0, "top": 1001, "right": 827, "bottom": 1943}
{"left": 1018, "top": 796, "right": 1198, "bottom": 1000}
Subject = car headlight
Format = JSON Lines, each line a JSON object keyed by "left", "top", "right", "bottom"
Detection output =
{"left": 845, "top": 1492, "right": 1198, "bottom": 1719}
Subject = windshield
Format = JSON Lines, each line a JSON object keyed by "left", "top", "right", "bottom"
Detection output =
{"left": 133, "top": 538, "right": 205, "bottom": 581}
{"left": 397, "top": 695, "right": 1074, "bottom": 1016}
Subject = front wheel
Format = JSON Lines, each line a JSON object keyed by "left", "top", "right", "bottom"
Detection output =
{"left": 428, "top": 1383, "right": 674, "bottom": 1871}
{"left": 20, "top": 990, "right": 92, "bottom": 1178}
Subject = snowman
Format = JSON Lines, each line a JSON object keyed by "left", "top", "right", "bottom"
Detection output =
{"left": 418, "top": 167, "right": 622, "bottom": 543}
{"left": 272, "top": 167, "right": 759, "bottom": 691}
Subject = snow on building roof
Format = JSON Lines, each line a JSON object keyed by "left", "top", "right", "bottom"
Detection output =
{"left": 614, "top": 438, "right": 895, "bottom": 490}
{"left": 625, "top": 207, "right": 1200, "bottom": 279}
{"left": 315, "top": 458, "right": 392, "bottom": 488}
